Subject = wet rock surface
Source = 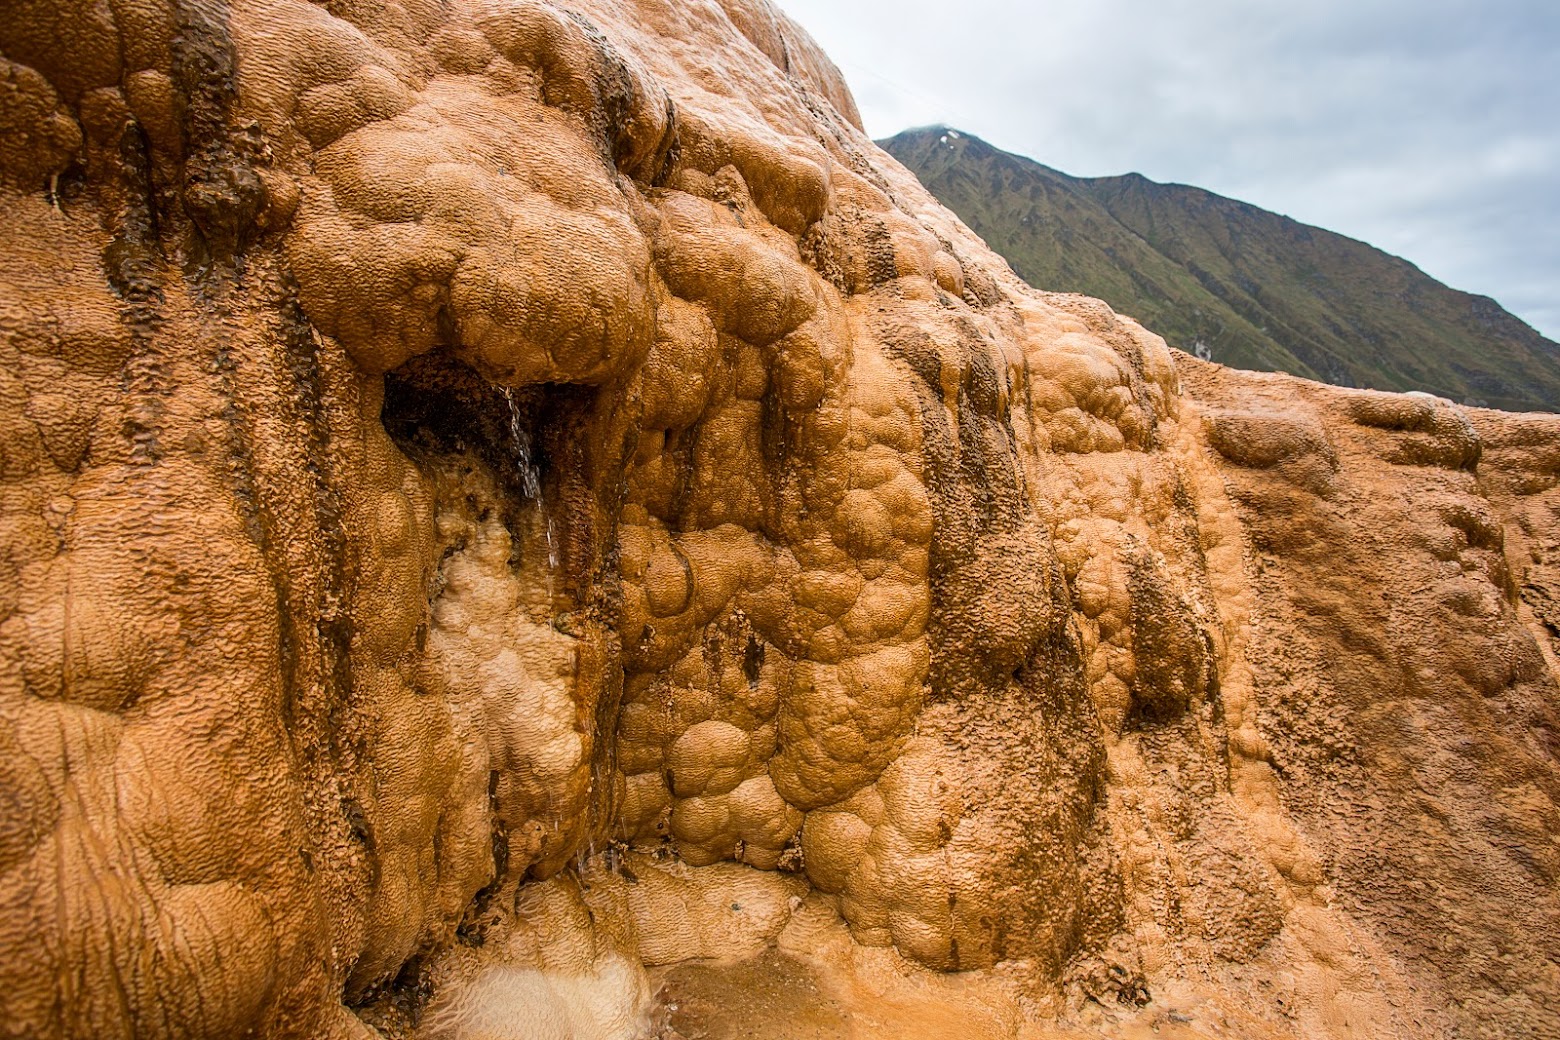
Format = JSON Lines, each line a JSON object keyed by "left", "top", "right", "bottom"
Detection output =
{"left": 0, "top": 2, "right": 1557, "bottom": 1038}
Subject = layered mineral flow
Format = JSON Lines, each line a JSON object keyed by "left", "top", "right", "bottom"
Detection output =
{"left": 0, "top": 2, "right": 1556, "bottom": 1038}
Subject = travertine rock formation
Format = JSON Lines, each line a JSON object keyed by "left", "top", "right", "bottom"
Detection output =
{"left": 1, "top": 2, "right": 1556, "bottom": 1038}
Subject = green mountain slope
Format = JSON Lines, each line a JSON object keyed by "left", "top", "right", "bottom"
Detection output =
{"left": 883, "top": 126, "right": 1560, "bottom": 412}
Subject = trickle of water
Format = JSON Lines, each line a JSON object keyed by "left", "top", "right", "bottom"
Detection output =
{"left": 502, "top": 387, "right": 541, "bottom": 501}
{"left": 501, "top": 386, "right": 558, "bottom": 604}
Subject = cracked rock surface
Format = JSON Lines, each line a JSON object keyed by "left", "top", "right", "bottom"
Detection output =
{"left": 0, "top": 1, "right": 1557, "bottom": 1038}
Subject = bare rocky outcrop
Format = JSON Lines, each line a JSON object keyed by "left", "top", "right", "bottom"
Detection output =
{"left": 0, "top": 2, "right": 1556, "bottom": 1039}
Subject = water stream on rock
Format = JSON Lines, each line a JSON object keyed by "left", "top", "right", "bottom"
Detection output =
{"left": 503, "top": 386, "right": 554, "bottom": 606}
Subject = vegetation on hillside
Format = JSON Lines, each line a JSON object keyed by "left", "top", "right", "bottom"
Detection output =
{"left": 884, "top": 127, "right": 1560, "bottom": 412}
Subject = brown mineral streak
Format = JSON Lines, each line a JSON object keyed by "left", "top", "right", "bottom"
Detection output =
{"left": 0, "top": 1, "right": 1555, "bottom": 1038}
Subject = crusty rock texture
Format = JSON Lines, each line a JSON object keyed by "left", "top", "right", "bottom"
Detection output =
{"left": 0, "top": 2, "right": 1556, "bottom": 1039}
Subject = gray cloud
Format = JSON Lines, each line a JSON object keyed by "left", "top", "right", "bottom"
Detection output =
{"left": 780, "top": 0, "right": 1560, "bottom": 339}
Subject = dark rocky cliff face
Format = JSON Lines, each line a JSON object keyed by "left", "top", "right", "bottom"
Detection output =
{"left": 884, "top": 126, "right": 1560, "bottom": 412}
{"left": 0, "top": 4, "right": 1557, "bottom": 1039}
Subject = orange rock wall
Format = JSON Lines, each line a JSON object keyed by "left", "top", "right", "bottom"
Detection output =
{"left": 0, "top": 2, "right": 1556, "bottom": 1038}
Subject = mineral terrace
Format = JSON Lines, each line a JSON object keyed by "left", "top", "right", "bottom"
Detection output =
{"left": 1, "top": 2, "right": 1557, "bottom": 1038}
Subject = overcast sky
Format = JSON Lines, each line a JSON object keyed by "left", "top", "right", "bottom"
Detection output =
{"left": 780, "top": 0, "right": 1560, "bottom": 341}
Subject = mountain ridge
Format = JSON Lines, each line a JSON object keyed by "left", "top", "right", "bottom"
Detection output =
{"left": 883, "top": 125, "right": 1560, "bottom": 411}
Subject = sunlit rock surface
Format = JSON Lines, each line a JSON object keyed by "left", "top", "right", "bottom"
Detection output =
{"left": 1, "top": 2, "right": 1556, "bottom": 1038}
